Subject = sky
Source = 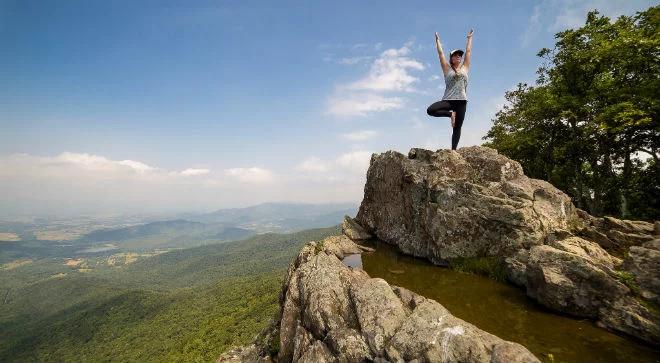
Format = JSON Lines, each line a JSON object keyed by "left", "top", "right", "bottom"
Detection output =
{"left": 0, "top": 0, "right": 656, "bottom": 217}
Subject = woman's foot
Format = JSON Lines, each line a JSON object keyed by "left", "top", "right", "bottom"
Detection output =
{"left": 450, "top": 111, "right": 456, "bottom": 128}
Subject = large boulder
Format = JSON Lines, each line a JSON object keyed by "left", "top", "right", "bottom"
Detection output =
{"left": 355, "top": 146, "right": 581, "bottom": 263}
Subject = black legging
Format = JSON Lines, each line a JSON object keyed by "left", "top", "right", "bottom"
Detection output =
{"left": 426, "top": 100, "right": 467, "bottom": 150}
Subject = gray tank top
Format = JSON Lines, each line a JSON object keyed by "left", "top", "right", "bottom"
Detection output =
{"left": 441, "top": 67, "right": 468, "bottom": 100}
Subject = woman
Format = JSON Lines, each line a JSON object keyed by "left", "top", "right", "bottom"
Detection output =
{"left": 426, "top": 29, "right": 473, "bottom": 150}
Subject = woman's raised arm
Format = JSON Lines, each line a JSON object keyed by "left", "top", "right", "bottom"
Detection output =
{"left": 463, "top": 29, "right": 474, "bottom": 72}
{"left": 435, "top": 32, "right": 449, "bottom": 76}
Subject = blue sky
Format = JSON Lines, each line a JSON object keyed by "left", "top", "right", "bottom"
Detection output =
{"left": 0, "top": 0, "right": 655, "bottom": 217}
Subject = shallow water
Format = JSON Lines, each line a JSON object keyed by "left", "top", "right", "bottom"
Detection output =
{"left": 342, "top": 239, "right": 659, "bottom": 363}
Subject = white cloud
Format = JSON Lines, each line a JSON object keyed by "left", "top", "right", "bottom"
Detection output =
{"left": 325, "top": 41, "right": 426, "bottom": 118}
{"left": 342, "top": 130, "right": 378, "bottom": 141}
{"left": 0, "top": 150, "right": 375, "bottom": 216}
{"left": 410, "top": 117, "right": 428, "bottom": 129}
{"left": 327, "top": 93, "right": 404, "bottom": 117}
{"left": 117, "top": 160, "right": 156, "bottom": 173}
{"left": 0, "top": 152, "right": 300, "bottom": 215}
{"left": 335, "top": 150, "right": 373, "bottom": 173}
{"left": 347, "top": 45, "right": 425, "bottom": 92}
{"left": 224, "top": 167, "right": 274, "bottom": 184}
{"left": 180, "top": 168, "right": 210, "bottom": 176}
{"left": 294, "top": 150, "right": 373, "bottom": 177}
{"left": 337, "top": 56, "right": 373, "bottom": 65}
{"left": 47, "top": 152, "right": 158, "bottom": 173}
{"left": 295, "top": 156, "right": 330, "bottom": 173}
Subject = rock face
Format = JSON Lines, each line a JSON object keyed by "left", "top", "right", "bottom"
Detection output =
{"left": 355, "top": 146, "right": 581, "bottom": 263}
{"left": 354, "top": 146, "right": 659, "bottom": 345}
{"left": 220, "top": 235, "right": 541, "bottom": 363}
{"left": 341, "top": 215, "right": 372, "bottom": 241}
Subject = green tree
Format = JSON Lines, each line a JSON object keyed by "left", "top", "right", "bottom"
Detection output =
{"left": 484, "top": 6, "right": 659, "bottom": 220}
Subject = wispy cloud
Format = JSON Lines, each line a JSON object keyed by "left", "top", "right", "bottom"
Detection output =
{"left": 295, "top": 150, "right": 373, "bottom": 176}
{"left": 410, "top": 117, "right": 428, "bottom": 129}
{"left": 521, "top": 0, "right": 651, "bottom": 47}
{"left": 347, "top": 45, "right": 425, "bottom": 92}
{"left": 326, "top": 41, "right": 425, "bottom": 118}
{"left": 521, "top": 5, "right": 542, "bottom": 47}
{"left": 180, "top": 168, "right": 210, "bottom": 176}
{"left": 0, "top": 148, "right": 377, "bottom": 216}
{"left": 337, "top": 56, "right": 373, "bottom": 65}
{"left": 327, "top": 93, "right": 404, "bottom": 117}
{"left": 335, "top": 150, "right": 373, "bottom": 173}
{"left": 341, "top": 130, "right": 378, "bottom": 141}
{"left": 224, "top": 167, "right": 274, "bottom": 184}
{"left": 295, "top": 156, "right": 331, "bottom": 173}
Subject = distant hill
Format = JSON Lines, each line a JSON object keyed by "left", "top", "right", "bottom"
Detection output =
{"left": 182, "top": 202, "right": 358, "bottom": 232}
{"left": 80, "top": 219, "right": 206, "bottom": 242}
{"left": 76, "top": 219, "right": 255, "bottom": 251}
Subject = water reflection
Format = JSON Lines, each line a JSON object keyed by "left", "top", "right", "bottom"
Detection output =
{"left": 343, "top": 239, "right": 659, "bottom": 363}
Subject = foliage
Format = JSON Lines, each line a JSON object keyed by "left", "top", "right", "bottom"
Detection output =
{"left": 484, "top": 6, "right": 660, "bottom": 220}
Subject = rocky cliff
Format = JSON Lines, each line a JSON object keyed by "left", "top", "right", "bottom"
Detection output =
{"left": 354, "top": 146, "right": 659, "bottom": 345}
{"left": 218, "top": 146, "right": 658, "bottom": 362}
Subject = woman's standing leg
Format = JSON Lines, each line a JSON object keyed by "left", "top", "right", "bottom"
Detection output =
{"left": 426, "top": 100, "right": 453, "bottom": 117}
{"left": 451, "top": 101, "right": 467, "bottom": 150}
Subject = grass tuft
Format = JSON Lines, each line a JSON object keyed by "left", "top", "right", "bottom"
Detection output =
{"left": 613, "top": 270, "right": 640, "bottom": 294}
{"left": 449, "top": 256, "right": 508, "bottom": 282}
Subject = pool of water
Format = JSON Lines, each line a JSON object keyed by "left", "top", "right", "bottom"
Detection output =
{"left": 342, "top": 239, "right": 659, "bottom": 363}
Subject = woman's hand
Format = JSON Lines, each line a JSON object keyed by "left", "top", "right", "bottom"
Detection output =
{"left": 467, "top": 29, "right": 474, "bottom": 38}
{"left": 435, "top": 32, "right": 442, "bottom": 47}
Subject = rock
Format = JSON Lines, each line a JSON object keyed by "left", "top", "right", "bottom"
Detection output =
{"left": 342, "top": 215, "right": 373, "bottom": 241}
{"left": 525, "top": 244, "right": 628, "bottom": 318}
{"left": 355, "top": 146, "right": 580, "bottom": 262}
{"left": 577, "top": 214, "right": 655, "bottom": 255}
{"left": 504, "top": 249, "right": 529, "bottom": 287}
{"left": 351, "top": 146, "right": 659, "bottom": 345}
{"left": 216, "top": 344, "right": 270, "bottom": 363}
{"left": 623, "top": 239, "right": 660, "bottom": 304}
{"left": 597, "top": 296, "right": 660, "bottom": 346}
{"left": 547, "top": 236, "right": 616, "bottom": 270}
{"left": 225, "top": 235, "right": 541, "bottom": 362}
{"left": 385, "top": 295, "right": 539, "bottom": 363}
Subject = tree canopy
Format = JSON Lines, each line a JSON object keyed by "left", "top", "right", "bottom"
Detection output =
{"left": 484, "top": 6, "right": 659, "bottom": 220}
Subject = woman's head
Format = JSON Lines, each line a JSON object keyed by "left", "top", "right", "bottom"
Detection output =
{"left": 449, "top": 49, "right": 464, "bottom": 68}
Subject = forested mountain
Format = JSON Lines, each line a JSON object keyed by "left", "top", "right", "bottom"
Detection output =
{"left": 0, "top": 225, "right": 341, "bottom": 362}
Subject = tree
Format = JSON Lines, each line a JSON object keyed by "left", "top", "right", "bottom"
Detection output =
{"left": 484, "top": 6, "right": 659, "bottom": 220}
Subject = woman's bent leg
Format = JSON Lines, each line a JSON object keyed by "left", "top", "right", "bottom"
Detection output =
{"left": 427, "top": 100, "right": 453, "bottom": 117}
{"left": 451, "top": 101, "right": 467, "bottom": 150}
